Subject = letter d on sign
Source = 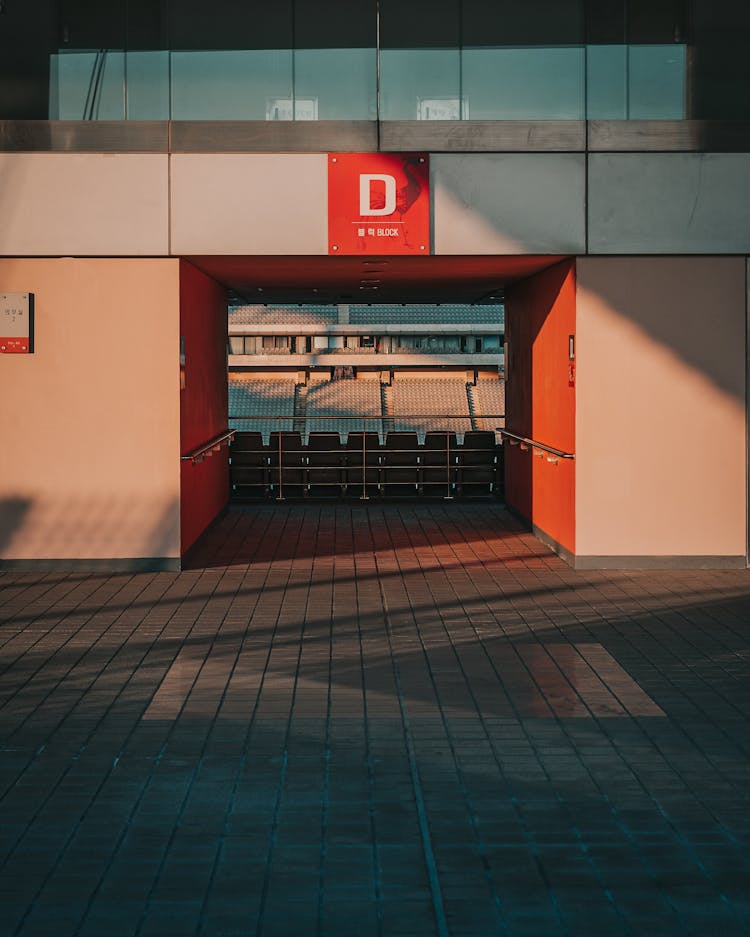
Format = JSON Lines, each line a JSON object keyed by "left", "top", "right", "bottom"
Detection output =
{"left": 360, "top": 174, "right": 396, "bottom": 216}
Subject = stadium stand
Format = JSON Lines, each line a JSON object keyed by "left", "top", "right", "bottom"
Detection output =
{"left": 228, "top": 377, "right": 297, "bottom": 441}
{"left": 388, "top": 378, "right": 473, "bottom": 442}
{"left": 229, "top": 304, "right": 338, "bottom": 326}
{"left": 471, "top": 378, "right": 506, "bottom": 433}
{"left": 348, "top": 303, "right": 504, "bottom": 324}
{"left": 305, "top": 378, "right": 382, "bottom": 440}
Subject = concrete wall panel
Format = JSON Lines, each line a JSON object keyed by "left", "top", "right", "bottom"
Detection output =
{"left": 0, "top": 154, "right": 169, "bottom": 256}
{"left": 576, "top": 256, "right": 746, "bottom": 561}
{"left": 170, "top": 154, "right": 328, "bottom": 255}
{"left": 433, "top": 154, "right": 585, "bottom": 255}
{"left": 0, "top": 258, "right": 181, "bottom": 563}
{"left": 589, "top": 154, "right": 750, "bottom": 254}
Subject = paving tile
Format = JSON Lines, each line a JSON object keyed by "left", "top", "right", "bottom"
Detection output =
{"left": 1, "top": 505, "right": 750, "bottom": 936}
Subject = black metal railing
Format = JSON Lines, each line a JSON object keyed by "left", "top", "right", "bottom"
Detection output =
{"left": 182, "top": 429, "right": 235, "bottom": 464}
{"left": 228, "top": 414, "right": 505, "bottom": 501}
{"left": 497, "top": 429, "right": 574, "bottom": 463}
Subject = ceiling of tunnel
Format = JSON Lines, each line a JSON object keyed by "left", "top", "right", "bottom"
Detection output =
{"left": 186, "top": 254, "right": 565, "bottom": 304}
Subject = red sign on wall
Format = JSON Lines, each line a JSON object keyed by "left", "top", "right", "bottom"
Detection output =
{"left": 0, "top": 292, "right": 34, "bottom": 354}
{"left": 328, "top": 153, "right": 430, "bottom": 256}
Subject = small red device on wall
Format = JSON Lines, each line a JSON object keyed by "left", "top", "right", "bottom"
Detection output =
{"left": 0, "top": 292, "right": 34, "bottom": 354}
{"left": 568, "top": 334, "right": 575, "bottom": 387}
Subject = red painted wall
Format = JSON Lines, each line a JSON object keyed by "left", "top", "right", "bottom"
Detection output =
{"left": 504, "top": 259, "right": 576, "bottom": 555}
{"left": 179, "top": 259, "right": 229, "bottom": 555}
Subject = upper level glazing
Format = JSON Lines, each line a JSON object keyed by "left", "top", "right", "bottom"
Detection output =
{"left": 1, "top": 0, "right": 748, "bottom": 123}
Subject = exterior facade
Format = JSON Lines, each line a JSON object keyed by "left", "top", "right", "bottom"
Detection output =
{"left": 0, "top": 0, "right": 748, "bottom": 569}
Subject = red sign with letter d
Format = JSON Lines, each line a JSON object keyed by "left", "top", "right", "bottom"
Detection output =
{"left": 328, "top": 153, "right": 430, "bottom": 256}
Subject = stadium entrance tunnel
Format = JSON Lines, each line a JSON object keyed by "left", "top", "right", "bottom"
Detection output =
{"left": 181, "top": 254, "right": 575, "bottom": 565}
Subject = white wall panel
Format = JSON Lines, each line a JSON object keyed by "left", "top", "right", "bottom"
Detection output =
{"left": 432, "top": 154, "right": 585, "bottom": 255}
{"left": 589, "top": 154, "right": 750, "bottom": 254}
{"left": 170, "top": 154, "right": 328, "bottom": 255}
{"left": 0, "top": 154, "right": 169, "bottom": 256}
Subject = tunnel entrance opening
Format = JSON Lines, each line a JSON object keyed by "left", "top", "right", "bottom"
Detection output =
{"left": 181, "top": 253, "right": 574, "bottom": 560}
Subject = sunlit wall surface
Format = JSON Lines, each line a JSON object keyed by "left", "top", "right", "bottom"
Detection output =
{"left": 1, "top": 0, "right": 746, "bottom": 122}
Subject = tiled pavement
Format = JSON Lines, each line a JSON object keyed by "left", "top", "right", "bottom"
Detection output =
{"left": 1, "top": 503, "right": 750, "bottom": 937}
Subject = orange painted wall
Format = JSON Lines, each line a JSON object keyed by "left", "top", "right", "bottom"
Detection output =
{"left": 179, "top": 260, "right": 229, "bottom": 555}
{"left": 0, "top": 258, "right": 181, "bottom": 562}
{"left": 504, "top": 259, "right": 576, "bottom": 555}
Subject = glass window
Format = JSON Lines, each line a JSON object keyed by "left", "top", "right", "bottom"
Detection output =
{"left": 294, "top": 48, "right": 376, "bottom": 120}
{"left": 586, "top": 44, "right": 627, "bottom": 119}
{"left": 463, "top": 0, "right": 584, "bottom": 47}
{"left": 380, "top": 0, "right": 460, "bottom": 48}
{"left": 50, "top": 51, "right": 125, "bottom": 120}
{"left": 379, "top": 49, "right": 461, "bottom": 120}
{"left": 125, "top": 51, "right": 169, "bottom": 119}
{"left": 587, "top": 43, "right": 685, "bottom": 119}
{"left": 13, "top": 0, "right": 709, "bottom": 123}
{"left": 628, "top": 44, "right": 686, "bottom": 119}
{"left": 462, "top": 46, "right": 584, "bottom": 120}
{"left": 171, "top": 50, "right": 293, "bottom": 120}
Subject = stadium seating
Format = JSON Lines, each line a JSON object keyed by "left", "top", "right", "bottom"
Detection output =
{"left": 229, "top": 432, "right": 267, "bottom": 500}
{"left": 305, "top": 379, "right": 382, "bottom": 440}
{"left": 382, "top": 432, "right": 420, "bottom": 495}
{"left": 473, "top": 379, "right": 506, "bottom": 433}
{"left": 458, "top": 431, "right": 498, "bottom": 496}
{"left": 228, "top": 377, "right": 297, "bottom": 442}
{"left": 345, "top": 432, "right": 381, "bottom": 499}
{"left": 348, "top": 303, "right": 504, "bottom": 324}
{"left": 307, "top": 432, "right": 344, "bottom": 497}
{"left": 268, "top": 431, "right": 305, "bottom": 498}
{"left": 229, "top": 304, "right": 338, "bottom": 326}
{"left": 389, "top": 379, "right": 473, "bottom": 442}
{"left": 421, "top": 431, "right": 458, "bottom": 497}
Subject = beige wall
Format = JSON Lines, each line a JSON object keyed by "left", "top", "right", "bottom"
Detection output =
{"left": 170, "top": 154, "right": 328, "bottom": 254}
{"left": 576, "top": 257, "right": 746, "bottom": 561}
{"left": 0, "top": 154, "right": 169, "bottom": 256}
{"left": 0, "top": 258, "right": 181, "bottom": 562}
{"left": 432, "top": 154, "right": 586, "bottom": 255}
{"left": 2, "top": 151, "right": 750, "bottom": 260}
{"left": 589, "top": 154, "right": 750, "bottom": 254}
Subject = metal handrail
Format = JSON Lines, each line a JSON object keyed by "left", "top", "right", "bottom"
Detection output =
{"left": 229, "top": 413, "right": 506, "bottom": 421}
{"left": 497, "top": 429, "right": 574, "bottom": 460}
{"left": 181, "top": 429, "right": 235, "bottom": 463}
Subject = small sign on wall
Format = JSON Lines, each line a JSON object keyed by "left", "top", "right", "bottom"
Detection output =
{"left": 1, "top": 293, "right": 34, "bottom": 354}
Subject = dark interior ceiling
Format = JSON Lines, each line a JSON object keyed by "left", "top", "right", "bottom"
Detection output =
{"left": 186, "top": 255, "right": 565, "bottom": 304}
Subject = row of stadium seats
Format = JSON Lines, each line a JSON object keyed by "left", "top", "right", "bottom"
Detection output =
{"left": 228, "top": 303, "right": 504, "bottom": 326}
{"left": 306, "top": 378, "right": 382, "bottom": 437}
{"left": 228, "top": 377, "right": 505, "bottom": 444}
{"left": 230, "top": 430, "right": 501, "bottom": 500}
{"left": 229, "top": 304, "right": 338, "bottom": 325}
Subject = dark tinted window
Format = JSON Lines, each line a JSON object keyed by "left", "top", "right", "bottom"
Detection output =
{"left": 168, "top": 0, "right": 292, "bottom": 51}
{"left": 379, "top": 0, "right": 460, "bottom": 48}
{"left": 0, "top": 0, "right": 56, "bottom": 118}
{"left": 295, "top": 0, "right": 375, "bottom": 49}
{"left": 463, "top": 0, "right": 584, "bottom": 47}
{"left": 59, "top": 0, "right": 125, "bottom": 48}
{"left": 691, "top": 0, "right": 750, "bottom": 118}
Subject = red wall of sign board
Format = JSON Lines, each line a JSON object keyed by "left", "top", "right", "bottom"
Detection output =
{"left": 179, "top": 260, "right": 229, "bottom": 556}
{"left": 504, "top": 259, "right": 576, "bottom": 556}
{"left": 328, "top": 153, "right": 430, "bottom": 255}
